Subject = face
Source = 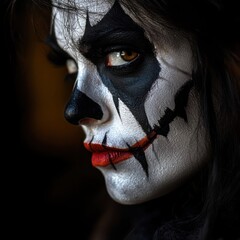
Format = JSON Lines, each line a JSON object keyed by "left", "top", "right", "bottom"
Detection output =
{"left": 52, "top": 0, "right": 207, "bottom": 204}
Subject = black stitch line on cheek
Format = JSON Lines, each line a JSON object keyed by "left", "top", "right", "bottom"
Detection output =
{"left": 132, "top": 148, "right": 149, "bottom": 178}
{"left": 89, "top": 136, "right": 94, "bottom": 151}
{"left": 126, "top": 142, "right": 149, "bottom": 177}
{"left": 102, "top": 131, "right": 117, "bottom": 170}
{"left": 151, "top": 144, "right": 159, "bottom": 162}
{"left": 130, "top": 79, "right": 193, "bottom": 177}
{"left": 108, "top": 152, "right": 117, "bottom": 170}
{"left": 102, "top": 131, "right": 108, "bottom": 147}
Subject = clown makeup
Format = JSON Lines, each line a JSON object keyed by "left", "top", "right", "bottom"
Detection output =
{"left": 51, "top": 0, "right": 207, "bottom": 204}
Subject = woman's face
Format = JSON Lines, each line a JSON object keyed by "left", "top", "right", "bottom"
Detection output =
{"left": 52, "top": 0, "right": 206, "bottom": 204}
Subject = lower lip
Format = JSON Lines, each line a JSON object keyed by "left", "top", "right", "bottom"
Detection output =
{"left": 92, "top": 151, "right": 132, "bottom": 167}
{"left": 89, "top": 131, "right": 157, "bottom": 167}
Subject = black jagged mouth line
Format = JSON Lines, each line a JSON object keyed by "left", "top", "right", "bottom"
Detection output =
{"left": 119, "top": 79, "right": 194, "bottom": 154}
{"left": 103, "top": 132, "right": 117, "bottom": 170}
{"left": 120, "top": 80, "right": 193, "bottom": 176}
{"left": 88, "top": 80, "right": 193, "bottom": 176}
{"left": 89, "top": 136, "right": 94, "bottom": 151}
{"left": 108, "top": 152, "right": 117, "bottom": 170}
{"left": 89, "top": 79, "right": 193, "bottom": 154}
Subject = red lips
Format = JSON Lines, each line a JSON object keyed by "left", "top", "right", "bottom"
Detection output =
{"left": 84, "top": 131, "right": 157, "bottom": 167}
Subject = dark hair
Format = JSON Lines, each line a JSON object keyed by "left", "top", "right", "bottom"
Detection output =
{"left": 120, "top": 1, "right": 240, "bottom": 239}
{"left": 8, "top": 0, "right": 240, "bottom": 239}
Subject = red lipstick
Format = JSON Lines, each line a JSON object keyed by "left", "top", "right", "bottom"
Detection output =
{"left": 84, "top": 131, "right": 157, "bottom": 167}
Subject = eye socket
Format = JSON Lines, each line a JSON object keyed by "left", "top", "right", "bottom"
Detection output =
{"left": 105, "top": 50, "right": 139, "bottom": 67}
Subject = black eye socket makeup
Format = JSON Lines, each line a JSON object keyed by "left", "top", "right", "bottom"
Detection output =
{"left": 80, "top": 34, "right": 150, "bottom": 76}
{"left": 76, "top": 1, "right": 156, "bottom": 77}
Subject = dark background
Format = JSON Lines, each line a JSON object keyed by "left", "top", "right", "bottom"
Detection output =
{"left": 2, "top": 1, "right": 126, "bottom": 238}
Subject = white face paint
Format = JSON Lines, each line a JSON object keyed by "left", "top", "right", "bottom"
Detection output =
{"left": 52, "top": 0, "right": 207, "bottom": 204}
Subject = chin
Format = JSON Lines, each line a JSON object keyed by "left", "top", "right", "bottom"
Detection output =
{"left": 97, "top": 158, "right": 172, "bottom": 205}
{"left": 105, "top": 182, "right": 156, "bottom": 205}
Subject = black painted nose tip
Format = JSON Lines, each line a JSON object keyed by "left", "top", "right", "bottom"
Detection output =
{"left": 64, "top": 88, "right": 103, "bottom": 125}
{"left": 64, "top": 103, "right": 82, "bottom": 125}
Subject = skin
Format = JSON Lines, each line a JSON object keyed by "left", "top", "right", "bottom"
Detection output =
{"left": 52, "top": 0, "right": 207, "bottom": 204}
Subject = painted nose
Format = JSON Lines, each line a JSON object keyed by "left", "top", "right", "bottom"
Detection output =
{"left": 64, "top": 86, "right": 103, "bottom": 125}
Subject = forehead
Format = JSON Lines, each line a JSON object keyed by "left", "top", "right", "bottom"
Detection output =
{"left": 52, "top": 0, "right": 115, "bottom": 41}
{"left": 53, "top": 0, "right": 114, "bottom": 14}
{"left": 52, "top": 0, "right": 128, "bottom": 51}
{"left": 52, "top": 0, "right": 147, "bottom": 55}
{"left": 52, "top": 0, "right": 188, "bottom": 61}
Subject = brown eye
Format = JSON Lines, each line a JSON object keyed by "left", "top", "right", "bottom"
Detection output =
{"left": 120, "top": 50, "right": 139, "bottom": 62}
{"left": 106, "top": 50, "right": 140, "bottom": 67}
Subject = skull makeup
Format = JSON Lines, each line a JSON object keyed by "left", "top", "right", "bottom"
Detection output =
{"left": 52, "top": 0, "right": 207, "bottom": 204}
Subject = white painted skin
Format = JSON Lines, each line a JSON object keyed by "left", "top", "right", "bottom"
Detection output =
{"left": 52, "top": 0, "right": 207, "bottom": 204}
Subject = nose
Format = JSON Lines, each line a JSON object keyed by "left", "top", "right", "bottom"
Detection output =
{"left": 64, "top": 86, "right": 103, "bottom": 125}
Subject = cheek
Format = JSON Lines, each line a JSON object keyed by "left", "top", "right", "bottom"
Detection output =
{"left": 144, "top": 45, "right": 193, "bottom": 127}
{"left": 100, "top": 131, "right": 203, "bottom": 205}
{"left": 75, "top": 61, "right": 146, "bottom": 146}
{"left": 113, "top": 99, "right": 146, "bottom": 140}
{"left": 146, "top": 92, "right": 206, "bottom": 194}
{"left": 86, "top": 97, "right": 146, "bottom": 148}
{"left": 145, "top": 79, "right": 176, "bottom": 128}
{"left": 100, "top": 91, "right": 206, "bottom": 204}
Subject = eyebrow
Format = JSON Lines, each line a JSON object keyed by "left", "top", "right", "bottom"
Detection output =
{"left": 79, "top": 1, "right": 145, "bottom": 52}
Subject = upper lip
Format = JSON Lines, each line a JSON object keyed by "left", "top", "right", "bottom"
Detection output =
{"left": 84, "top": 130, "right": 157, "bottom": 153}
{"left": 84, "top": 143, "right": 131, "bottom": 152}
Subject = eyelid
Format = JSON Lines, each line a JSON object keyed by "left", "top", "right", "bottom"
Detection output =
{"left": 103, "top": 45, "right": 141, "bottom": 54}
